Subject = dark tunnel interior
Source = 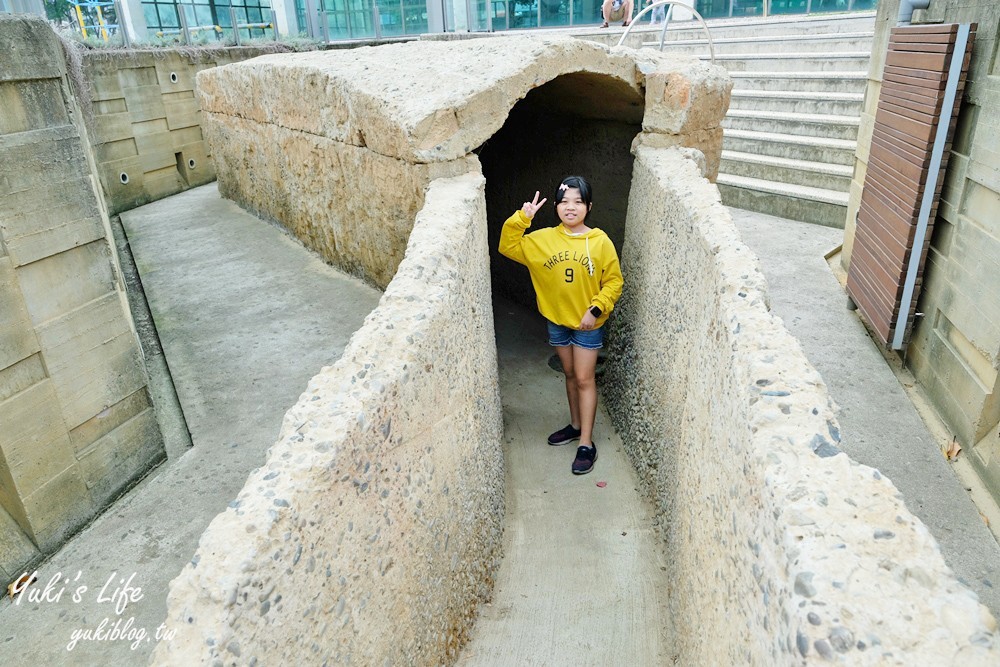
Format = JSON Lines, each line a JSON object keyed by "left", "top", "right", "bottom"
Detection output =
{"left": 477, "top": 72, "right": 645, "bottom": 314}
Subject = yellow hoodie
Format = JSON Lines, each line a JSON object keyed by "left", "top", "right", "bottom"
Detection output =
{"left": 499, "top": 210, "right": 623, "bottom": 329}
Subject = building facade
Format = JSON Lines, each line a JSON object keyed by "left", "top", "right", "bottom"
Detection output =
{"left": 113, "top": 0, "right": 880, "bottom": 42}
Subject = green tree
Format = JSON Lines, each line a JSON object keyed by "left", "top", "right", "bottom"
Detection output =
{"left": 45, "top": 0, "right": 77, "bottom": 23}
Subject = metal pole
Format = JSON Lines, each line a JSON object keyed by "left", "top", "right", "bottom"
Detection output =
{"left": 112, "top": 0, "right": 131, "bottom": 46}
{"left": 229, "top": 6, "right": 241, "bottom": 44}
{"left": 321, "top": 1, "right": 330, "bottom": 40}
{"left": 178, "top": 5, "right": 191, "bottom": 44}
{"left": 372, "top": 0, "right": 381, "bottom": 38}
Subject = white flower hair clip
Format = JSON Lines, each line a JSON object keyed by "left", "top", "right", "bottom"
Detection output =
{"left": 558, "top": 183, "right": 569, "bottom": 191}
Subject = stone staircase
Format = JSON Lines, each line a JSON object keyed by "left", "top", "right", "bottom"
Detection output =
{"left": 642, "top": 12, "right": 875, "bottom": 227}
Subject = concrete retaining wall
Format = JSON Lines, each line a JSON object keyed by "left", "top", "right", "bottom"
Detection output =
{"left": 0, "top": 16, "right": 165, "bottom": 579}
{"left": 78, "top": 47, "right": 287, "bottom": 216}
{"left": 604, "top": 144, "right": 998, "bottom": 664}
{"left": 151, "top": 173, "right": 505, "bottom": 665}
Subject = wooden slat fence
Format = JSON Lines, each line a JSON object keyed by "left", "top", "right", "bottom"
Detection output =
{"left": 847, "top": 23, "right": 976, "bottom": 348}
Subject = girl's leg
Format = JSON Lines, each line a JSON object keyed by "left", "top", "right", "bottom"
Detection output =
{"left": 571, "top": 345, "right": 600, "bottom": 445}
{"left": 555, "top": 345, "right": 580, "bottom": 428}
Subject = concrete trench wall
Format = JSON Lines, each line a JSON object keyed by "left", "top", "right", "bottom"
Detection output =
{"left": 0, "top": 16, "right": 165, "bottom": 580}
{"left": 152, "top": 173, "right": 504, "bottom": 665}
{"left": 79, "top": 47, "right": 297, "bottom": 216}
{"left": 604, "top": 145, "right": 999, "bottom": 664}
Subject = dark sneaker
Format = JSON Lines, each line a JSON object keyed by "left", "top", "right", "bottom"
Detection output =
{"left": 547, "top": 424, "right": 581, "bottom": 446}
{"left": 572, "top": 445, "right": 598, "bottom": 475}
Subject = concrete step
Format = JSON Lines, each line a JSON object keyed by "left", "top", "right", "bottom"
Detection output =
{"left": 634, "top": 11, "right": 876, "bottom": 41}
{"left": 723, "top": 109, "right": 860, "bottom": 141}
{"left": 720, "top": 149, "right": 853, "bottom": 191}
{"left": 702, "top": 51, "right": 871, "bottom": 72}
{"left": 729, "top": 89, "right": 864, "bottom": 115}
{"left": 729, "top": 70, "right": 869, "bottom": 93}
{"left": 723, "top": 128, "right": 857, "bottom": 165}
{"left": 646, "top": 31, "right": 874, "bottom": 54}
{"left": 717, "top": 173, "right": 849, "bottom": 227}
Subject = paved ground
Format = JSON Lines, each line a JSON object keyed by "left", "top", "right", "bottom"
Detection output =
{"left": 2, "top": 187, "right": 996, "bottom": 665}
{"left": 459, "top": 296, "right": 672, "bottom": 665}
{"left": 730, "top": 207, "right": 1000, "bottom": 618}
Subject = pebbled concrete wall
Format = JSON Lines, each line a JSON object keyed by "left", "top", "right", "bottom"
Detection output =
{"left": 0, "top": 16, "right": 165, "bottom": 579}
{"left": 151, "top": 173, "right": 505, "bottom": 665}
{"left": 604, "top": 144, "right": 999, "bottom": 665}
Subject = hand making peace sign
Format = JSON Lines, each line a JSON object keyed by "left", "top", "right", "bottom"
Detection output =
{"left": 521, "top": 191, "right": 548, "bottom": 220}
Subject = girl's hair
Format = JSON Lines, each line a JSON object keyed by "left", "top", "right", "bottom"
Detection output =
{"left": 554, "top": 175, "right": 593, "bottom": 210}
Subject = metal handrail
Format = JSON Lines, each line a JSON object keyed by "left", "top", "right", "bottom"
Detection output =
{"left": 617, "top": 1, "right": 716, "bottom": 65}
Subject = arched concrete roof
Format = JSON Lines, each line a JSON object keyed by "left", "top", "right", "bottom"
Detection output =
{"left": 196, "top": 36, "right": 722, "bottom": 164}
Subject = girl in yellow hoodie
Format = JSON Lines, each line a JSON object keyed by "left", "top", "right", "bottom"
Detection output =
{"left": 499, "top": 176, "right": 623, "bottom": 475}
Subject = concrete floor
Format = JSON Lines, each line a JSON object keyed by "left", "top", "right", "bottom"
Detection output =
{"left": 459, "top": 296, "right": 672, "bottom": 665}
{"left": 2, "top": 186, "right": 997, "bottom": 665}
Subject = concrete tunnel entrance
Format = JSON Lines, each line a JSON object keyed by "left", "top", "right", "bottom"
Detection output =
{"left": 478, "top": 71, "right": 644, "bottom": 314}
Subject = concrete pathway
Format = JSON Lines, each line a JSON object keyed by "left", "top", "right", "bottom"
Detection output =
{"left": 730, "top": 207, "right": 1000, "bottom": 618}
{"left": 0, "top": 185, "right": 381, "bottom": 665}
{"left": 458, "top": 296, "right": 672, "bottom": 666}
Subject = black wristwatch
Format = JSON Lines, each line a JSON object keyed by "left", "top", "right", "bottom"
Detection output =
{"left": 589, "top": 306, "right": 602, "bottom": 318}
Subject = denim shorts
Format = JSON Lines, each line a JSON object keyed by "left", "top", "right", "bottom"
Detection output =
{"left": 547, "top": 321, "right": 604, "bottom": 350}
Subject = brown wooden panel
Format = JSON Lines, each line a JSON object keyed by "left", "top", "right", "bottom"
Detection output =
{"left": 859, "top": 192, "right": 919, "bottom": 234}
{"left": 890, "top": 32, "right": 958, "bottom": 44}
{"left": 872, "top": 110, "right": 935, "bottom": 148}
{"left": 886, "top": 51, "right": 950, "bottom": 71}
{"left": 880, "top": 91, "right": 942, "bottom": 117}
{"left": 880, "top": 98, "right": 938, "bottom": 125}
{"left": 859, "top": 200, "right": 917, "bottom": 248}
{"left": 890, "top": 24, "right": 958, "bottom": 35}
{"left": 868, "top": 150, "right": 929, "bottom": 190}
{"left": 863, "top": 180, "right": 918, "bottom": 223}
{"left": 857, "top": 218, "right": 911, "bottom": 271}
{"left": 870, "top": 129, "right": 931, "bottom": 167}
{"left": 884, "top": 66, "right": 949, "bottom": 84}
{"left": 865, "top": 159, "right": 923, "bottom": 205}
{"left": 848, "top": 262, "right": 897, "bottom": 320}
{"left": 869, "top": 135, "right": 932, "bottom": 176}
{"left": 849, "top": 263, "right": 898, "bottom": 317}
{"left": 887, "top": 42, "right": 954, "bottom": 54}
{"left": 863, "top": 170, "right": 921, "bottom": 218}
{"left": 882, "top": 78, "right": 948, "bottom": 101}
{"left": 847, "top": 23, "right": 975, "bottom": 347}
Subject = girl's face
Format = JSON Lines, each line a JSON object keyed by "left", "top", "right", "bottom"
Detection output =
{"left": 556, "top": 187, "right": 590, "bottom": 227}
